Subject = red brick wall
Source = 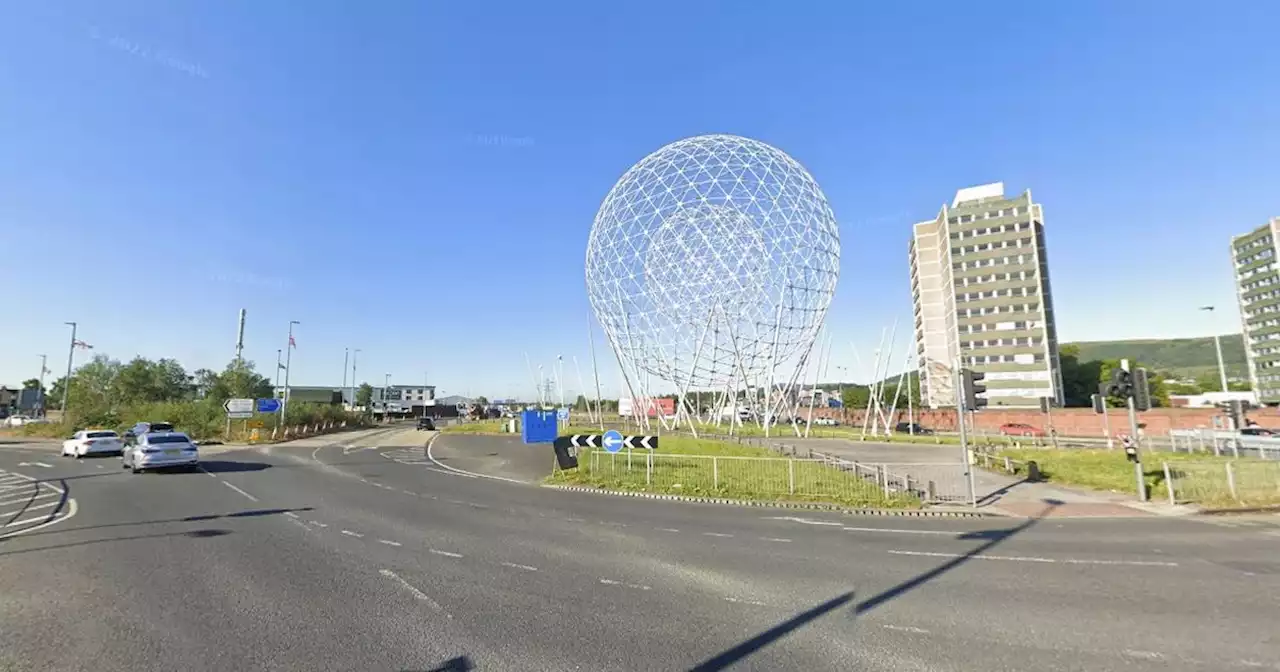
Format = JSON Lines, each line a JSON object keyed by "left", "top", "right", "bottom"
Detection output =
{"left": 807, "top": 406, "right": 1263, "bottom": 436}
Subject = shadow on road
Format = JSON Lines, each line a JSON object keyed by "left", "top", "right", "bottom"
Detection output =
{"left": 403, "top": 656, "right": 474, "bottom": 672}
{"left": 687, "top": 498, "right": 1063, "bottom": 671}
{"left": 0, "top": 527, "right": 232, "bottom": 557}
{"left": 198, "top": 460, "right": 272, "bottom": 474}
{"left": 6, "top": 506, "right": 315, "bottom": 539}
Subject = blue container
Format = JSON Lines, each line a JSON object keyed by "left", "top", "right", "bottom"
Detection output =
{"left": 521, "top": 409, "right": 558, "bottom": 444}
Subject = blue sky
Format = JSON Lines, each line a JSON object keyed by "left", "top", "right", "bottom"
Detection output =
{"left": 2, "top": 1, "right": 1277, "bottom": 399}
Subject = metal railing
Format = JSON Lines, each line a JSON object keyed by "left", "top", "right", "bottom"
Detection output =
{"left": 1161, "top": 460, "right": 1280, "bottom": 508}
{"left": 1169, "top": 429, "right": 1280, "bottom": 460}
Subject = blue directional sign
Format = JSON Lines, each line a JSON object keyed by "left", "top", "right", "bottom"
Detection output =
{"left": 256, "top": 398, "right": 281, "bottom": 413}
{"left": 602, "top": 429, "right": 624, "bottom": 454}
{"left": 557, "top": 408, "right": 570, "bottom": 422}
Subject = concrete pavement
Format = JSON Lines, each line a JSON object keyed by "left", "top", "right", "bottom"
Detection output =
{"left": 0, "top": 429, "right": 1277, "bottom": 670}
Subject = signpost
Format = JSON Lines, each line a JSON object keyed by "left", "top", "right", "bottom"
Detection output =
{"left": 256, "top": 398, "right": 281, "bottom": 414}
{"left": 224, "top": 398, "right": 254, "bottom": 420}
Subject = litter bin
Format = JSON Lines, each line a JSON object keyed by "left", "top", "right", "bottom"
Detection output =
{"left": 552, "top": 437, "right": 579, "bottom": 470}
{"left": 1026, "top": 460, "right": 1041, "bottom": 483}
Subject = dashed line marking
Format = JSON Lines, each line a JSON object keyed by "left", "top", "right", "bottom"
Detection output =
{"left": 402, "top": 490, "right": 416, "bottom": 495}
{"left": 657, "top": 527, "right": 680, "bottom": 533}
{"left": 887, "top": 549, "right": 1179, "bottom": 567}
{"left": 429, "top": 549, "right": 463, "bottom": 558}
{"left": 341, "top": 530, "right": 364, "bottom": 538}
{"left": 502, "top": 562, "right": 538, "bottom": 572}
{"left": 599, "top": 578, "right": 651, "bottom": 590}
{"left": 882, "top": 624, "right": 930, "bottom": 634}
{"left": 221, "top": 480, "right": 259, "bottom": 502}
{"left": 308, "top": 520, "right": 328, "bottom": 528}
{"left": 703, "top": 532, "right": 733, "bottom": 538}
{"left": 843, "top": 526, "right": 957, "bottom": 536}
{"left": 761, "top": 537, "right": 792, "bottom": 543}
{"left": 198, "top": 467, "right": 218, "bottom": 478}
{"left": 284, "top": 512, "right": 299, "bottom": 518}
{"left": 378, "top": 539, "right": 402, "bottom": 547}
{"left": 766, "top": 516, "right": 843, "bottom": 526}
{"left": 1123, "top": 650, "right": 1164, "bottom": 661}
{"left": 379, "top": 569, "right": 449, "bottom": 616}
{"left": 724, "top": 597, "right": 768, "bottom": 606}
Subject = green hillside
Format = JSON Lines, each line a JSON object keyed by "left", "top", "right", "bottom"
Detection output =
{"left": 1066, "top": 334, "right": 1247, "bottom": 380}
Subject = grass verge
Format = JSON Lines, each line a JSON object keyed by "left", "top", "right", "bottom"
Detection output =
{"left": 546, "top": 430, "right": 920, "bottom": 509}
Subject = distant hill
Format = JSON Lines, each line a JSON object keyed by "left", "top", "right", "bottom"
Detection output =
{"left": 1066, "top": 335, "right": 1248, "bottom": 380}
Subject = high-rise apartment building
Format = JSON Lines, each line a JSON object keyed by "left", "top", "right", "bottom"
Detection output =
{"left": 1231, "top": 217, "right": 1280, "bottom": 404}
{"left": 909, "top": 182, "right": 1063, "bottom": 409}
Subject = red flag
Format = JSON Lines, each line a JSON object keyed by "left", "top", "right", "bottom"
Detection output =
{"left": 289, "top": 335, "right": 296, "bottom": 348}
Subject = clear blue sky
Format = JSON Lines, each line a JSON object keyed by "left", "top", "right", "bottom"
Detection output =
{"left": 2, "top": 1, "right": 1277, "bottom": 399}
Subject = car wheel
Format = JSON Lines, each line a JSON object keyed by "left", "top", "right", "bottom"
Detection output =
{"left": 130, "top": 463, "right": 142, "bottom": 474}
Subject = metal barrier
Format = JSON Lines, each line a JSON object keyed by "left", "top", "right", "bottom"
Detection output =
{"left": 1169, "top": 429, "right": 1280, "bottom": 460}
{"left": 1162, "top": 460, "right": 1280, "bottom": 507}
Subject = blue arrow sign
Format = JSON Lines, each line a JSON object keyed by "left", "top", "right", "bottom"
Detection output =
{"left": 256, "top": 398, "right": 281, "bottom": 413}
{"left": 602, "top": 429, "right": 624, "bottom": 454}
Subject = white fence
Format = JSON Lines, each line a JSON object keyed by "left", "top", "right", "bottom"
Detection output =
{"left": 1161, "top": 460, "right": 1280, "bottom": 507}
{"left": 1169, "top": 429, "right": 1280, "bottom": 460}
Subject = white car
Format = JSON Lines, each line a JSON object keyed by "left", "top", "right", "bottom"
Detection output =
{"left": 122, "top": 432, "right": 199, "bottom": 473}
{"left": 62, "top": 430, "right": 125, "bottom": 458}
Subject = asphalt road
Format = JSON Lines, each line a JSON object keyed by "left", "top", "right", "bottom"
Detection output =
{"left": 1, "top": 429, "right": 1278, "bottom": 671}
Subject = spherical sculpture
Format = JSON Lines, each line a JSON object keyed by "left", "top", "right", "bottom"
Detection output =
{"left": 586, "top": 134, "right": 840, "bottom": 393}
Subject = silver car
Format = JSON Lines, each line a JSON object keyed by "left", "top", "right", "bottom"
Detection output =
{"left": 122, "top": 432, "right": 200, "bottom": 473}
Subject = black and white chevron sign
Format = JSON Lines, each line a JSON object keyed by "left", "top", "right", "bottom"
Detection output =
{"left": 568, "top": 434, "right": 600, "bottom": 448}
{"left": 623, "top": 435, "right": 658, "bottom": 450}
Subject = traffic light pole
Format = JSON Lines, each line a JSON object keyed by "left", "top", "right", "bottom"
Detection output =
{"left": 954, "top": 361, "right": 977, "bottom": 507}
{"left": 1121, "top": 359, "right": 1147, "bottom": 501}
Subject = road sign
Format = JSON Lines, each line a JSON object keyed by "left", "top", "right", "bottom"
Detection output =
{"left": 623, "top": 435, "right": 658, "bottom": 450}
{"left": 602, "top": 429, "right": 624, "bottom": 453}
{"left": 225, "top": 398, "right": 254, "bottom": 419}
{"left": 557, "top": 408, "right": 570, "bottom": 422}
{"left": 567, "top": 434, "right": 600, "bottom": 449}
{"left": 256, "top": 398, "right": 281, "bottom": 413}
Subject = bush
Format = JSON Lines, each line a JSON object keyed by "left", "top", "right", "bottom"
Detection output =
{"left": 18, "top": 400, "right": 369, "bottom": 442}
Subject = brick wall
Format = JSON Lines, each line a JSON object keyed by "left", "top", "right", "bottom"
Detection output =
{"left": 808, "top": 406, "right": 1268, "bottom": 436}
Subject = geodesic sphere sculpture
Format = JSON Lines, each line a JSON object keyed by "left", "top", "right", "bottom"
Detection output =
{"left": 586, "top": 134, "right": 840, "bottom": 390}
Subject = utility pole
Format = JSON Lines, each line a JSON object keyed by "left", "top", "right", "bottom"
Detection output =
{"left": 342, "top": 348, "right": 349, "bottom": 404}
{"left": 282, "top": 321, "right": 299, "bottom": 424}
{"left": 1199, "top": 306, "right": 1230, "bottom": 392}
{"left": 384, "top": 373, "right": 391, "bottom": 422}
{"left": 61, "top": 322, "right": 77, "bottom": 417}
{"left": 235, "top": 309, "right": 247, "bottom": 366}
{"left": 273, "top": 348, "right": 283, "bottom": 431}
{"left": 37, "top": 354, "right": 49, "bottom": 418}
{"left": 351, "top": 349, "right": 360, "bottom": 412}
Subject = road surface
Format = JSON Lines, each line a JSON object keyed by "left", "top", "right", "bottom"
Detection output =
{"left": 1, "top": 429, "right": 1277, "bottom": 671}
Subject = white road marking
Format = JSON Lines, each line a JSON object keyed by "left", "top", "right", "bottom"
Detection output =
{"left": 429, "top": 549, "right": 463, "bottom": 558}
{"left": 425, "top": 466, "right": 476, "bottom": 478}
{"left": 0, "top": 491, "right": 59, "bottom": 507}
{"left": 761, "top": 537, "right": 792, "bottom": 543}
{"left": 599, "top": 578, "right": 651, "bottom": 590}
{"left": 284, "top": 512, "right": 299, "bottom": 518}
{"left": 0, "top": 500, "right": 60, "bottom": 518}
{"left": 724, "top": 597, "right": 769, "bottom": 607}
{"left": 1123, "top": 650, "right": 1165, "bottom": 661}
{"left": 221, "top": 480, "right": 259, "bottom": 502}
{"left": 765, "top": 516, "right": 843, "bottom": 526}
{"left": 402, "top": 490, "right": 416, "bottom": 495}
{"left": 0, "top": 499, "right": 77, "bottom": 539}
{"left": 882, "top": 624, "right": 930, "bottom": 634}
{"left": 886, "top": 549, "right": 1179, "bottom": 567}
{"left": 198, "top": 467, "right": 218, "bottom": 478}
{"left": 378, "top": 539, "right": 402, "bottom": 547}
{"left": 96, "top": 465, "right": 104, "bottom": 469}
{"left": 2, "top": 511, "right": 70, "bottom": 528}
{"left": 502, "top": 562, "right": 538, "bottom": 572}
{"left": 341, "top": 530, "right": 364, "bottom": 538}
{"left": 379, "top": 569, "right": 448, "bottom": 615}
{"left": 16, "top": 462, "right": 52, "bottom": 468}
{"left": 308, "top": 520, "right": 328, "bottom": 528}
{"left": 425, "top": 434, "right": 525, "bottom": 483}
{"left": 657, "top": 528, "right": 680, "bottom": 533}
{"left": 843, "top": 526, "right": 957, "bottom": 536}
{"left": 286, "top": 518, "right": 313, "bottom": 532}
{"left": 703, "top": 532, "right": 734, "bottom": 538}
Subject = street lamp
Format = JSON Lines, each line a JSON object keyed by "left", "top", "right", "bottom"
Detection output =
{"left": 60, "top": 322, "right": 77, "bottom": 417}
{"left": 350, "top": 349, "right": 361, "bottom": 410}
{"left": 384, "top": 373, "right": 392, "bottom": 422}
{"left": 1199, "top": 306, "right": 1229, "bottom": 393}
{"left": 282, "top": 320, "right": 300, "bottom": 423}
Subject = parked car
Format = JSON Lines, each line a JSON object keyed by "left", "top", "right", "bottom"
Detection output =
{"left": 417, "top": 417, "right": 436, "bottom": 431}
{"left": 999, "top": 422, "right": 1045, "bottom": 437}
{"left": 1239, "top": 426, "right": 1274, "bottom": 437}
{"left": 894, "top": 422, "right": 933, "bottom": 435}
{"left": 62, "top": 430, "right": 125, "bottom": 458}
{"left": 123, "top": 421, "right": 176, "bottom": 445}
{"left": 122, "top": 432, "right": 199, "bottom": 473}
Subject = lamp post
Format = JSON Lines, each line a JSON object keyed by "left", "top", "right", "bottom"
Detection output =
{"left": 281, "top": 320, "right": 300, "bottom": 424}
{"left": 1199, "top": 306, "right": 1229, "bottom": 392}
{"left": 60, "top": 322, "right": 77, "bottom": 417}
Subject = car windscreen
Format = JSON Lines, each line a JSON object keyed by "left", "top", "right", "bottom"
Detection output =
{"left": 147, "top": 434, "right": 191, "bottom": 444}
{"left": 148, "top": 423, "right": 175, "bottom": 432}
{"left": 87, "top": 431, "right": 118, "bottom": 439}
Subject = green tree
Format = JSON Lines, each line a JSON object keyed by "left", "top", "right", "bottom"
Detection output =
{"left": 213, "top": 359, "right": 273, "bottom": 400}
{"left": 1058, "top": 344, "right": 1103, "bottom": 407}
{"left": 475, "top": 395, "right": 489, "bottom": 406}
{"left": 356, "top": 383, "right": 374, "bottom": 407}
{"left": 574, "top": 394, "right": 589, "bottom": 410}
{"left": 21, "top": 378, "right": 40, "bottom": 390}
{"left": 841, "top": 385, "right": 871, "bottom": 410}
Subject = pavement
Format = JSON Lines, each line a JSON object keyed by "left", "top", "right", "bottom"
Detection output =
{"left": 0, "top": 428, "right": 1278, "bottom": 671}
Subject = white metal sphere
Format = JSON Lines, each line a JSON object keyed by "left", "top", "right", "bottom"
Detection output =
{"left": 586, "top": 134, "right": 840, "bottom": 390}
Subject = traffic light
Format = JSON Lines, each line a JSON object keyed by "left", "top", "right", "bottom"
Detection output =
{"left": 960, "top": 369, "right": 987, "bottom": 410}
{"left": 1090, "top": 393, "right": 1105, "bottom": 414}
{"left": 1039, "top": 396, "right": 1051, "bottom": 414}
{"left": 1132, "top": 368, "right": 1151, "bottom": 411}
{"left": 1105, "top": 367, "right": 1133, "bottom": 399}
{"left": 1227, "top": 399, "right": 1247, "bottom": 429}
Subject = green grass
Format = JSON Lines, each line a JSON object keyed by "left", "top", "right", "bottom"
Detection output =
{"left": 441, "top": 419, "right": 509, "bottom": 434}
{"left": 547, "top": 426, "right": 920, "bottom": 509}
{"left": 992, "top": 448, "right": 1280, "bottom": 508}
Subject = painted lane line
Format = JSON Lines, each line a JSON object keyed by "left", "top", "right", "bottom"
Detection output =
{"left": 308, "top": 520, "right": 328, "bottom": 528}
{"left": 724, "top": 597, "right": 769, "bottom": 607}
{"left": 429, "top": 549, "right": 463, "bottom": 558}
{"left": 221, "top": 480, "right": 259, "bottom": 502}
{"left": 0, "top": 499, "right": 77, "bottom": 539}
{"left": 198, "top": 467, "right": 218, "bottom": 478}
{"left": 1123, "top": 650, "right": 1165, "bottom": 661}
{"left": 425, "top": 466, "right": 476, "bottom": 478}
{"left": 765, "top": 516, "right": 844, "bottom": 526}
{"left": 501, "top": 562, "right": 538, "bottom": 572}
{"left": 425, "top": 434, "right": 525, "bottom": 483}
{"left": 379, "top": 569, "right": 449, "bottom": 616}
{"left": 599, "top": 578, "right": 651, "bottom": 590}
{"left": 96, "top": 465, "right": 104, "bottom": 469}
{"left": 2, "top": 512, "right": 70, "bottom": 528}
{"left": 341, "top": 530, "right": 364, "bottom": 538}
{"left": 886, "top": 549, "right": 1179, "bottom": 567}
{"left": 0, "top": 492, "right": 59, "bottom": 508}
{"left": 287, "top": 518, "right": 314, "bottom": 532}
{"left": 16, "top": 462, "right": 52, "bottom": 468}
{"left": 703, "top": 532, "right": 734, "bottom": 538}
{"left": 402, "top": 490, "right": 416, "bottom": 495}
{"left": 0, "top": 500, "right": 60, "bottom": 518}
{"left": 882, "top": 625, "right": 930, "bottom": 634}
{"left": 843, "top": 526, "right": 958, "bottom": 536}
{"left": 657, "top": 528, "right": 680, "bottom": 533}
{"left": 761, "top": 537, "right": 792, "bottom": 543}
{"left": 284, "top": 512, "right": 299, "bottom": 518}
{"left": 378, "top": 539, "right": 402, "bottom": 547}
